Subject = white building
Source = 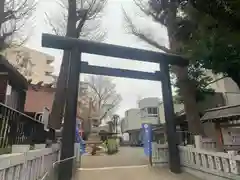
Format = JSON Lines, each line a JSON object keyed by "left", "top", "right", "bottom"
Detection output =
{"left": 139, "top": 97, "right": 161, "bottom": 125}
{"left": 3, "top": 47, "right": 55, "bottom": 84}
{"left": 121, "top": 98, "right": 162, "bottom": 145}
{"left": 123, "top": 108, "right": 141, "bottom": 132}
{"left": 122, "top": 97, "right": 162, "bottom": 133}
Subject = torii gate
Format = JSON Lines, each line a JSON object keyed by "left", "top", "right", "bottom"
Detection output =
{"left": 42, "top": 33, "right": 188, "bottom": 180}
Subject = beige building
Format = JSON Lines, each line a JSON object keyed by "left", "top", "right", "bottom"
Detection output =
{"left": 3, "top": 46, "right": 54, "bottom": 84}
{"left": 207, "top": 71, "right": 240, "bottom": 105}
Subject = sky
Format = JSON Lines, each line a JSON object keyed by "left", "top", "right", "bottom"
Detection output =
{"left": 25, "top": 0, "right": 169, "bottom": 117}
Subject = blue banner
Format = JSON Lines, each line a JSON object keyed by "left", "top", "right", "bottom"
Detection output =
{"left": 142, "top": 123, "right": 152, "bottom": 157}
{"left": 76, "top": 126, "right": 86, "bottom": 154}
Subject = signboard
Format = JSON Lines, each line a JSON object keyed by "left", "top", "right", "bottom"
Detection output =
{"left": 142, "top": 123, "right": 152, "bottom": 156}
{"left": 222, "top": 128, "right": 240, "bottom": 145}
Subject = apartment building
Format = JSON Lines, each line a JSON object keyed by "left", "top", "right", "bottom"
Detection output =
{"left": 3, "top": 47, "right": 54, "bottom": 84}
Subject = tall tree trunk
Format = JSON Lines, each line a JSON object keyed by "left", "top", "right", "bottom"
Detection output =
{"left": 49, "top": 51, "right": 70, "bottom": 129}
{"left": 0, "top": 0, "right": 5, "bottom": 21}
{"left": 167, "top": 0, "right": 204, "bottom": 136}
{"left": 48, "top": 0, "right": 77, "bottom": 129}
{"left": 0, "top": 0, "right": 6, "bottom": 50}
{"left": 173, "top": 67, "right": 204, "bottom": 135}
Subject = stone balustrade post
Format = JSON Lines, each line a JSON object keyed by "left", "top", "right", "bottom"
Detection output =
{"left": 194, "top": 135, "right": 202, "bottom": 150}
{"left": 228, "top": 150, "right": 240, "bottom": 174}
{"left": 74, "top": 143, "right": 81, "bottom": 168}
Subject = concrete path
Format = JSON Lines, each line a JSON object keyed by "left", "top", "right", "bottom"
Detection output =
{"left": 76, "top": 147, "right": 202, "bottom": 180}
{"left": 80, "top": 147, "right": 148, "bottom": 168}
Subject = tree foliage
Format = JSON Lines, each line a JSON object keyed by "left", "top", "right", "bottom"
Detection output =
{"left": 123, "top": 0, "right": 217, "bottom": 135}
{"left": 176, "top": 1, "right": 240, "bottom": 88}
{"left": 123, "top": 0, "right": 240, "bottom": 135}
{"left": 174, "top": 63, "right": 214, "bottom": 103}
{"left": 189, "top": 0, "right": 240, "bottom": 31}
{"left": 123, "top": 8, "right": 214, "bottom": 103}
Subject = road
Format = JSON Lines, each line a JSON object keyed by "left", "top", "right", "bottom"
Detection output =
{"left": 76, "top": 147, "right": 202, "bottom": 180}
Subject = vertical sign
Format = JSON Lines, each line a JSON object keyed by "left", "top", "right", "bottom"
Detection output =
{"left": 142, "top": 123, "right": 152, "bottom": 157}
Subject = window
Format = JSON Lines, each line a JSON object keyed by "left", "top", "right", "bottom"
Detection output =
{"left": 45, "top": 71, "right": 52, "bottom": 76}
{"left": 147, "top": 107, "right": 158, "bottom": 116}
{"left": 46, "top": 59, "right": 53, "bottom": 64}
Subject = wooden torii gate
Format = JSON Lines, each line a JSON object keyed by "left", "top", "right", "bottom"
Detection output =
{"left": 42, "top": 33, "right": 188, "bottom": 180}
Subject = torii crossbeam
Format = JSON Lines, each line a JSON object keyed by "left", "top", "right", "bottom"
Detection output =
{"left": 42, "top": 33, "right": 188, "bottom": 180}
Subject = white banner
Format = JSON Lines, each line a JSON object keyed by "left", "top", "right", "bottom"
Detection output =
{"left": 42, "top": 107, "right": 50, "bottom": 131}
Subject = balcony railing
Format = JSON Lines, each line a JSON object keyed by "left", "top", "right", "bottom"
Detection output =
{"left": 0, "top": 102, "right": 47, "bottom": 149}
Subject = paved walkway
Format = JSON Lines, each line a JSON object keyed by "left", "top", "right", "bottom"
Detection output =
{"left": 76, "top": 147, "right": 202, "bottom": 180}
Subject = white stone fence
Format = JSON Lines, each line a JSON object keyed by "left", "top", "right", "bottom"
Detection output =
{"left": 152, "top": 142, "right": 240, "bottom": 179}
{"left": 152, "top": 143, "right": 169, "bottom": 165}
{"left": 0, "top": 144, "right": 60, "bottom": 180}
{"left": 200, "top": 138, "right": 217, "bottom": 150}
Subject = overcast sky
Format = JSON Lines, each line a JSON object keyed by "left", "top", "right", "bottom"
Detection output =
{"left": 25, "top": 0, "right": 169, "bottom": 117}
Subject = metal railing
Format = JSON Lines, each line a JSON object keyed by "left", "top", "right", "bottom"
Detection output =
{"left": 0, "top": 102, "right": 47, "bottom": 149}
{"left": 41, "top": 156, "right": 77, "bottom": 180}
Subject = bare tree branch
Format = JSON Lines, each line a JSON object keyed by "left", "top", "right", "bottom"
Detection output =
{"left": 85, "top": 75, "right": 122, "bottom": 123}
{"left": 122, "top": 7, "right": 172, "bottom": 53}
{"left": 45, "top": 0, "right": 107, "bottom": 41}
{"left": 0, "top": 0, "right": 36, "bottom": 51}
{"left": 45, "top": 13, "right": 62, "bottom": 36}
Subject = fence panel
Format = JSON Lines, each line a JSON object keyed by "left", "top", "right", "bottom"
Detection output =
{"left": 0, "top": 103, "right": 47, "bottom": 151}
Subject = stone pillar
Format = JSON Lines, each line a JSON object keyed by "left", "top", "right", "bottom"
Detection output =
{"left": 74, "top": 143, "right": 81, "bottom": 168}
{"left": 228, "top": 150, "right": 240, "bottom": 174}
{"left": 194, "top": 135, "right": 202, "bottom": 150}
